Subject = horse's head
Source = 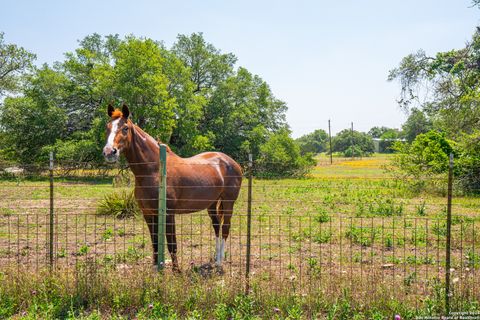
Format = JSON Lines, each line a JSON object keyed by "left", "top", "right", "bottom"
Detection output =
{"left": 103, "top": 103, "right": 133, "bottom": 163}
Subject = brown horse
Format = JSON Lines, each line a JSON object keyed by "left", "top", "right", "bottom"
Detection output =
{"left": 102, "top": 104, "right": 243, "bottom": 270}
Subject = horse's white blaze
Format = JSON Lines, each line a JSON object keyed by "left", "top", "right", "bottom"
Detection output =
{"left": 106, "top": 118, "right": 120, "bottom": 148}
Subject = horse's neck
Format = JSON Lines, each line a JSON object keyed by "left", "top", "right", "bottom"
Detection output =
{"left": 124, "top": 124, "right": 159, "bottom": 177}
{"left": 124, "top": 124, "right": 179, "bottom": 177}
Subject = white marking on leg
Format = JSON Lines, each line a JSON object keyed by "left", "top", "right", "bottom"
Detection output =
{"left": 218, "top": 238, "right": 225, "bottom": 265}
{"left": 215, "top": 237, "right": 220, "bottom": 263}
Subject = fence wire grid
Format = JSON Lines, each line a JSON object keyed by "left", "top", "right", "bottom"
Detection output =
{"left": 0, "top": 154, "right": 479, "bottom": 311}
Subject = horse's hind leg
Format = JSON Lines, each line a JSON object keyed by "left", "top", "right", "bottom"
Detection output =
{"left": 207, "top": 202, "right": 221, "bottom": 263}
{"left": 217, "top": 199, "right": 234, "bottom": 266}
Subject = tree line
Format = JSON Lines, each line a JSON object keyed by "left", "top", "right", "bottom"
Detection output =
{"left": 295, "top": 115, "right": 429, "bottom": 157}
{"left": 0, "top": 32, "right": 313, "bottom": 176}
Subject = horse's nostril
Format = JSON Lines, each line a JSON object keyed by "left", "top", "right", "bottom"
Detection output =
{"left": 112, "top": 148, "right": 117, "bottom": 155}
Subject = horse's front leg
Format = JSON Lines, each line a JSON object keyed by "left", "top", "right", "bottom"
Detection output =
{"left": 142, "top": 210, "right": 158, "bottom": 267}
{"left": 166, "top": 211, "right": 179, "bottom": 272}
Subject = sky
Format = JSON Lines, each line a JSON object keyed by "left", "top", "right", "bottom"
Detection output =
{"left": 1, "top": 0, "right": 479, "bottom": 137}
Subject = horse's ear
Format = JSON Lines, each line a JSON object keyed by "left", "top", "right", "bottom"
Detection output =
{"left": 122, "top": 103, "right": 130, "bottom": 118}
{"left": 107, "top": 104, "right": 115, "bottom": 117}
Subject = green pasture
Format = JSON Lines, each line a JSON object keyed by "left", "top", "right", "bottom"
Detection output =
{"left": 0, "top": 155, "right": 479, "bottom": 319}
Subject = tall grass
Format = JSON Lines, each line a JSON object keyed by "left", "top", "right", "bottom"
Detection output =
{"left": 96, "top": 190, "right": 140, "bottom": 219}
{"left": 0, "top": 263, "right": 478, "bottom": 319}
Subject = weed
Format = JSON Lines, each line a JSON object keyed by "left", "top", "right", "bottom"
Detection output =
{"left": 432, "top": 222, "right": 447, "bottom": 237}
{"left": 57, "top": 248, "right": 67, "bottom": 258}
{"left": 416, "top": 201, "right": 427, "bottom": 216}
{"left": 368, "top": 199, "right": 404, "bottom": 216}
{"left": 346, "top": 226, "right": 379, "bottom": 247}
{"left": 384, "top": 234, "right": 393, "bottom": 248}
{"left": 77, "top": 244, "right": 89, "bottom": 256}
{"left": 96, "top": 190, "right": 140, "bottom": 219}
{"left": 466, "top": 249, "right": 480, "bottom": 268}
{"left": 404, "top": 272, "right": 417, "bottom": 286}
{"left": 313, "top": 207, "right": 330, "bottom": 223}
{"left": 385, "top": 256, "right": 401, "bottom": 264}
{"left": 102, "top": 228, "right": 114, "bottom": 241}
{"left": 0, "top": 208, "right": 14, "bottom": 217}
{"left": 313, "top": 229, "right": 332, "bottom": 244}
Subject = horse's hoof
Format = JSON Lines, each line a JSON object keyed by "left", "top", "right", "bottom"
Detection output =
{"left": 172, "top": 265, "right": 181, "bottom": 274}
{"left": 215, "top": 265, "right": 225, "bottom": 275}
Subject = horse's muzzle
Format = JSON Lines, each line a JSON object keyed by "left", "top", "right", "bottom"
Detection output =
{"left": 103, "top": 146, "right": 119, "bottom": 163}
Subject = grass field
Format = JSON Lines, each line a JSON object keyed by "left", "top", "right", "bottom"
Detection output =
{"left": 0, "top": 154, "right": 479, "bottom": 319}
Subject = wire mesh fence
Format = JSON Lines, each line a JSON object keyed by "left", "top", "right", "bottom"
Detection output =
{"left": 0, "top": 154, "right": 479, "bottom": 310}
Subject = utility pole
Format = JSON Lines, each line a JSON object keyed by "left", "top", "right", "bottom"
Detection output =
{"left": 350, "top": 122, "right": 354, "bottom": 159}
{"left": 328, "top": 119, "right": 333, "bottom": 164}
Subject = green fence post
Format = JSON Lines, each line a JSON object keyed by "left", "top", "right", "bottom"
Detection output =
{"left": 158, "top": 144, "right": 167, "bottom": 271}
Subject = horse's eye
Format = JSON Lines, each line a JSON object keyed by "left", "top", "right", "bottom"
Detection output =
{"left": 122, "top": 126, "right": 128, "bottom": 133}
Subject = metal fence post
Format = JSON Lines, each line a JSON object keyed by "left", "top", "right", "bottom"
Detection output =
{"left": 245, "top": 153, "right": 253, "bottom": 293}
{"left": 157, "top": 144, "right": 167, "bottom": 271}
{"left": 445, "top": 153, "right": 453, "bottom": 315}
{"left": 49, "top": 151, "right": 54, "bottom": 270}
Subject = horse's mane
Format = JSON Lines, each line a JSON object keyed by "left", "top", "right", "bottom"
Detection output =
{"left": 131, "top": 120, "right": 173, "bottom": 153}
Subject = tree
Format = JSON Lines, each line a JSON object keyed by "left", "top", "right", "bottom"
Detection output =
{"left": 296, "top": 129, "right": 328, "bottom": 155}
{"left": 54, "top": 33, "right": 120, "bottom": 133}
{"left": 388, "top": 4, "right": 480, "bottom": 192}
{"left": 256, "top": 130, "right": 316, "bottom": 177}
{"left": 172, "top": 33, "right": 237, "bottom": 94}
{"left": 0, "top": 96, "right": 67, "bottom": 164}
{"left": 368, "top": 126, "right": 392, "bottom": 138}
{"left": 203, "top": 67, "right": 288, "bottom": 162}
{"left": 388, "top": 29, "right": 480, "bottom": 137}
{"left": 0, "top": 32, "right": 299, "bottom": 177}
{"left": 332, "top": 130, "right": 375, "bottom": 156}
{"left": 112, "top": 37, "right": 177, "bottom": 142}
{"left": 390, "top": 130, "right": 454, "bottom": 190}
{"left": 160, "top": 48, "right": 208, "bottom": 156}
{"left": 402, "top": 108, "right": 432, "bottom": 142}
{"left": 0, "top": 32, "right": 36, "bottom": 96}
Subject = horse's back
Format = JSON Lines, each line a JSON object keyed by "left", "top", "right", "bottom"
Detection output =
{"left": 187, "top": 152, "right": 243, "bottom": 180}
{"left": 167, "top": 151, "right": 243, "bottom": 212}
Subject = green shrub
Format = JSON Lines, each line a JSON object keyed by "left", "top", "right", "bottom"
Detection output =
{"left": 456, "top": 130, "right": 480, "bottom": 193}
{"left": 256, "top": 131, "right": 316, "bottom": 178}
{"left": 332, "top": 129, "right": 375, "bottom": 157}
{"left": 96, "top": 190, "right": 140, "bottom": 219}
{"left": 43, "top": 138, "right": 101, "bottom": 164}
{"left": 391, "top": 130, "right": 454, "bottom": 177}
{"left": 296, "top": 129, "right": 328, "bottom": 155}
{"left": 389, "top": 130, "right": 454, "bottom": 192}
